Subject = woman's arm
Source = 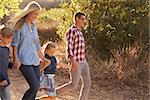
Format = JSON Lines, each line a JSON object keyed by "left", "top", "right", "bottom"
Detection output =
{"left": 38, "top": 49, "right": 45, "bottom": 61}
{"left": 11, "top": 30, "right": 21, "bottom": 69}
{"left": 12, "top": 46, "right": 21, "bottom": 69}
{"left": 38, "top": 48, "right": 51, "bottom": 63}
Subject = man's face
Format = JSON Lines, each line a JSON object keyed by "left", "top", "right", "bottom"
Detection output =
{"left": 76, "top": 15, "right": 86, "bottom": 28}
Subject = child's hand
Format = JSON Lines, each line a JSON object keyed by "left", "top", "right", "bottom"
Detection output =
{"left": 40, "top": 59, "right": 51, "bottom": 75}
{"left": 44, "top": 58, "right": 51, "bottom": 65}
{"left": 0, "top": 80, "right": 8, "bottom": 87}
{"left": 41, "top": 57, "right": 49, "bottom": 63}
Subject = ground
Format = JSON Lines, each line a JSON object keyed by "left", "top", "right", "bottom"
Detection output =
{"left": 8, "top": 42, "right": 149, "bottom": 100}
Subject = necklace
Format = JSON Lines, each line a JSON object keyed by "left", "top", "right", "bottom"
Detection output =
{"left": 27, "top": 23, "right": 36, "bottom": 44}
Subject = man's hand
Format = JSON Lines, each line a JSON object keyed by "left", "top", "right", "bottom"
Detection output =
{"left": 70, "top": 57, "right": 78, "bottom": 70}
{"left": 0, "top": 80, "right": 8, "bottom": 87}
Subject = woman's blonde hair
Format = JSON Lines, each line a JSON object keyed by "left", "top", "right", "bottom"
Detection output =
{"left": 14, "top": 16, "right": 26, "bottom": 31}
{"left": 13, "top": 1, "right": 41, "bottom": 30}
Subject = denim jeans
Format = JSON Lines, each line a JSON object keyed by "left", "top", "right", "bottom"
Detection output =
{"left": 20, "top": 64, "right": 40, "bottom": 100}
{"left": 0, "top": 85, "right": 10, "bottom": 100}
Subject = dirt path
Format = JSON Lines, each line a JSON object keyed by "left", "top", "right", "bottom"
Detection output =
{"left": 8, "top": 42, "right": 149, "bottom": 100}
{"left": 8, "top": 68, "right": 103, "bottom": 100}
{"left": 8, "top": 42, "right": 102, "bottom": 100}
{"left": 8, "top": 69, "right": 123, "bottom": 100}
{"left": 9, "top": 68, "right": 149, "bottom": 100}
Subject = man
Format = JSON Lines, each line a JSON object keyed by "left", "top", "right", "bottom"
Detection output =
{"left": 56, "top": 12, "right": 91, "bottom": 100}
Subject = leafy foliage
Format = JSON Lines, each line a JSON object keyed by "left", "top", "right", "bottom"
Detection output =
{"left": 0, "top": 0, "right": 21, "bottom": 20}
{"left": 38, "top": 0, "right": 89, "bottom": 40}
{"left": 39, "top": 0, "right": 149, "bottom": 59}
{"left": 86, "top": 0, "right": 149, "bottom": 59}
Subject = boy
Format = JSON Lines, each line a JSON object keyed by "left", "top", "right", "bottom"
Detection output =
{"left": 0, "top": 25, "right": 14, "bottom": 100}
{"left": 0, "top": 70, "right": 10, "bottom": 87}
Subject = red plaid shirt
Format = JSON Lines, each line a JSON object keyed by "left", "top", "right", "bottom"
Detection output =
{"left": 66, "top": 26, "right": 85, "bottom": 63}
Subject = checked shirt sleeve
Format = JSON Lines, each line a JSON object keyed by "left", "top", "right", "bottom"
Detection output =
{"left": 66, "top": 29, "right": 74, "bottom": 58}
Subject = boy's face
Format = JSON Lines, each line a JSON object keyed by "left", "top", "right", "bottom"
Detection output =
{"left": 3, "top": 36, "right": 13, "bottom": 45}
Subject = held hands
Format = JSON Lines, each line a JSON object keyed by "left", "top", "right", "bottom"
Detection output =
{"left": 40, "top": 57, "right": 51, "bottom": 75}
{"left": 13, "top": 58, "right": 21, "bottom": 69}
{"left": 0, "top": 80, "right": 8, "bottom": 87}
{"left": 41, "top": 57, "right": 50, "bottom": 64}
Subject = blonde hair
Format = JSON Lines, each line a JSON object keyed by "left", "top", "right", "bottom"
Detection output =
{"left": 14, "top": 16, "right": 26, "bottom": 31}
{"left": 14, "top": 1, "right": 41, "bottom": 30}
{"left": 42, "top": 42, "right": 56, "bottom": 54}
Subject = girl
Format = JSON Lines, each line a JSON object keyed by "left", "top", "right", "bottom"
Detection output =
{"left": 39, "top": 42, "right": 69, "bottom": 100}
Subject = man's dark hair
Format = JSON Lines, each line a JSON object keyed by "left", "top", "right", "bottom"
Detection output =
{"left": 74, "top": 12, "right": 85, "bottom": 20}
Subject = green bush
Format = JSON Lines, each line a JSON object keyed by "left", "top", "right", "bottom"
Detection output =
{"left": 37, "top": 0, "right": 149, "bottom": 60}
{"left": 86, "top": 0, "right": 149, "bottom": 59}
{"left": 0, "top": 0, "right": 21, "bottom": 20}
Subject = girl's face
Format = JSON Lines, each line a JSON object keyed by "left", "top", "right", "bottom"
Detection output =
{"left": 46, "top": 48, "right": 56, "bottom": 56}
{"left": 27, "top": 10, "right": 40, "bottom": 23}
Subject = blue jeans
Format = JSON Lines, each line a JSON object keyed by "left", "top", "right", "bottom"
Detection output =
{"left": 0, "top": 85, "right": 10, "bottom": 100}
{"left": 20, "top": 65, "right": 40, "bottom": 100}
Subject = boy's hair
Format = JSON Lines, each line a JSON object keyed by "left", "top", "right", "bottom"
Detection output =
{"left": 0, "top": 27, "right": 14, "bottom": 38}
{"left": 74, "top": 12, "right": 85, "bottom": 21}
{"left": 44, "top": 42, "right": 56, "bottom": 54}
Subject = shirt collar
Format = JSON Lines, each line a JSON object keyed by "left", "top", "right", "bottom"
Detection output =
{"left": 45, "top": 54, "right": 53, "bottom": 59}
{"left": 73, "top": 25, "right": 81, "bottom": 31}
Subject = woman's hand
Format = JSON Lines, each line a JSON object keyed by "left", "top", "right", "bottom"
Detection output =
{"left": 13, "top": 58, "right": 21, "bottom": 69}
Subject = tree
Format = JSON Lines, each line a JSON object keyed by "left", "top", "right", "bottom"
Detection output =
{"left": 0, "top": 0, "right": 21, "bottom": 20}
{"left": 86, "top": 0, "right": 149, "bottom": 59}
{"left": 38, "top": 0, "right": 149, "bottom": 59}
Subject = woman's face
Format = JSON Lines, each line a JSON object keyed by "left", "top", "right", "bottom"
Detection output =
{"left": 27, "top": 10, "right": 40, "bottom": 23}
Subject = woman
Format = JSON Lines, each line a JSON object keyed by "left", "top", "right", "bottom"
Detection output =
{"left": 11, "top": 1, "right": 50, "bottom": 100}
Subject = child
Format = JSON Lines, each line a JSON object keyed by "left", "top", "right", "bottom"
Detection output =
{"left": 0, "top": 70, "right": 10, "bottom": 99}
{"left": 0, "top": 25, "right": 14, "bottom": 100}
{"left": 0, "top": 70, "right": 10, "bottom": 87}
{"left": 38, "top": 42, "right": 69, "bottom": 100}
